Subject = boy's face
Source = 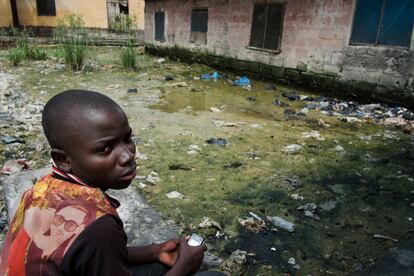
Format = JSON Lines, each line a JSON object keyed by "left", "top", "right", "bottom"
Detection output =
{"left": 60, "top": 107, "right": 136, "bottom": 190}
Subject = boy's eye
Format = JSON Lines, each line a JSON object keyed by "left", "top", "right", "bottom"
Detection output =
{"left": 98, "top": 146, "right": 111, "bottom": 154}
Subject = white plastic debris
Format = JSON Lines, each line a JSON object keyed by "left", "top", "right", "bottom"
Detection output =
{"left": 266, "top": 216, "right": 295, "bottom": 232}
{"left": 165, "top": 191, "right": 184, "bottom": 199}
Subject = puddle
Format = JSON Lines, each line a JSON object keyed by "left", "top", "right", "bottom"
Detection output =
{"left": 1, "top": 46, "right": 414, "bottom": 275}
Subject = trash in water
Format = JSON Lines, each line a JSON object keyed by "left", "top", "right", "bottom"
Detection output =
{"left": 206, "top": 138, "right": 228, "bottom": 147}
{"left": 201, "top": 71, "right": 219, "bottom": 80}
{"left": 246, "top": 96, "right": 256, "bottom": 102}
{"left": 165, "top": 75, "right": 174, "bottom": 81}
{"left": 2, "top": 136, "right": 25, "bottom": 144}
{"left": 265, "top": 83, "right": 277, "bottom": 91}
{"left": 198, "top": 216, "right": 222, "bottom": 230}
{"left": 223, "top": 161, "right": 243, "bottom": 169}
{"left": 165, "top": 191, "right": 184, "bottom": 199}
{"left": 272, "top": 99, "right": 289, "bottom": 107}
{"left": 282, "top": 144, "right": 302, "bottom": 154}
{"left": 282, "top": 92, "right": 300, "bottom": 101}
{"left": 233, "top": 76, "right": 251, "bottom": 86}
{"left": 302, "top": 130, "right": 325, "bottom": 141}
{"left": 127, "top": 88, "right": 138, "bottom": 93}
{"left": 266, "top": 216, "right": 295, "bottom": 232}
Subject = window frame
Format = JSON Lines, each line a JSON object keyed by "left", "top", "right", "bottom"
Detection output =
{"left": 248, "top": 3, "right": 285, "bottom": 53}
{"left": 36, "top": 0, "right": 56, "bottom": 16}
{"left": 154, "top": 11, "right": 166, "bottom": 42}
{"left": 349, "top": 0, "right": 414, "bottom": 49}
{"left": 190, "top": 8, "right": 208, "bottom": 33}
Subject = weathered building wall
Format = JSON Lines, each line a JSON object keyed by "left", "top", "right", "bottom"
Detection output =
{"left": 145, "top": 0, "right": 414, "bottom": 105}
{"left": 129, "top": 0, "right": 145, "bottom": 30}
{"left": 0, "top": 0, "right": 12, "bottom": 27}
{"left": 16, "top": 0, "right": 109, "bottom": 28}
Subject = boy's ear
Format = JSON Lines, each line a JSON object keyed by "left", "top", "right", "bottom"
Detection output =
{"left": 50, "top": 149, "right": 72, "bottom": 173}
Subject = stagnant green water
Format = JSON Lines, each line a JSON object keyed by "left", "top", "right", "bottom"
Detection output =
{"left": 1, "top": 47, "right": 413, "bottom": 275}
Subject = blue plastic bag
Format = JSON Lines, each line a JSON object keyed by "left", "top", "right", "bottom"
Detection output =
{"left": 201, "top": 73, "right": 211, "bottom": 79}
{"left": 234, "top": 76, "right": 251, "bottom": 86}
{"left": 201, "top": 71, "right": 219, "bottom": 80}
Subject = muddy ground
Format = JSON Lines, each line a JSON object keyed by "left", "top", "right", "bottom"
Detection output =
{"left": 0, "top": 46, "right": 414, "bottom": 275}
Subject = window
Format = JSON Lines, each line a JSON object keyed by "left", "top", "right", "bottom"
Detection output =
{"left": 155, "top": 12, "right": 165, "bottom": 41}
{"left": 249, "top": 4, "right": 285, "bottom": 51}
{"left": 36, "top": 0, "right": 56, "bottom": 16}
{"left": 190, "top": 8, "right": 208, "bottom": 44}
{"left": 350, "top": 0, "right": 414, "bottom": 48}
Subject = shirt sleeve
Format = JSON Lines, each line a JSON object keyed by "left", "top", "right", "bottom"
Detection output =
{"left": 59, "top": 214, "right": 132, "bottom": 276}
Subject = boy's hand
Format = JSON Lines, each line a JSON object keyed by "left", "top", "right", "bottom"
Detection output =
{"left": 157, "top": 238, "right": 180, "bottom": 266}
{"left": 173, "top": 236, "right": 206, "bottom": 274}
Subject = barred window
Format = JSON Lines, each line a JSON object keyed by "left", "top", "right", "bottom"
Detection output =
{"left": 155, "top": 12, "right": 165, "bottom": 41}
{"left": 36, "top": 0, "right": 56, "bottom": 16}
{"left": 250, "top": 4, "right": 285, "bottom": 51}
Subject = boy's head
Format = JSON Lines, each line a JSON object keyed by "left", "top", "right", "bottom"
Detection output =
{"left": 42, "top": 90, "right": 136, "bottom": 190}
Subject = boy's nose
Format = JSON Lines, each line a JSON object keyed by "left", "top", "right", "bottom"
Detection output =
{"left": 119, "top": 145, "right": 135, "bottom": 165}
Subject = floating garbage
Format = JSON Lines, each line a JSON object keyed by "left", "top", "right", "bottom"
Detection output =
{"left": 127, "top": 88, "right": 138, "bottom": 93}
{"left": 272, "top": 98, "right": 288, "bottom": 107}
{"left": 198, "top": 216, "right": 222, "bottom": 230}
{"left": 165, "top": 75, "right": 174, "bottom": 81}
{"left": 282, "top": 92, "right": 300, "bottom": 101}
{"left": 266, "top": 216, "right": 295, "bottom": 232}
{"left": 201, "top": 71, "right": 219, "bottom": 80}
{"left": 302, "top": 130, "right": 325, "bottom": 141}
{"left": 1, "top": 136, "right": 25, "bottom": 144}
{"left": 282, "top": 144, "right": 302, "bottom": 154}
{"left": 165, "top": 191, "right": 184, "bottom": 199}
{"left": 233, "top": 76, "right": 251, "bottom": 86}
{"left": 206, "top": 138, "right": 228, "bottom": 147}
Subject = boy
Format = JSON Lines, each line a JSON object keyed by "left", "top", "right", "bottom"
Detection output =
{"left": 0, "top": 90, "right": 207, "bottom": 275}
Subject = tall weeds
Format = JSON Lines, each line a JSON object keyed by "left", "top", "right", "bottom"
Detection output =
{"left": 54, "top": 14, "right": 89, "bottom": 71}
{"left": 121, "top": 40, "right": 137, "bottom": 69}
{"left": 6, "top": 28, "right": 47, "bottom": 66}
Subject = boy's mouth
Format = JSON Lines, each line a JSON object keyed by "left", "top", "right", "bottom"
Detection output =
{"left": 120, "top": 165, "right": 137, "bottom": 181}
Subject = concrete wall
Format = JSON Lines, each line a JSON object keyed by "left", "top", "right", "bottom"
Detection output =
{"left": 14, "top": 0, "right": 145, "bottom": 30}
{"left": 0, "top": 0, "right": 12, "bottom": 27}
{"left": 16, "top": 0, "right": 109, "bottom": 28}
{"left": 145, "top": 0, "right": 414, "bottom": 104}
{"left": 129, "top": 0, "right": 145, "bottom": 30}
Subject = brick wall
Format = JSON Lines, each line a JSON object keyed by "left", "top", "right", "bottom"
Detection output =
{"left": 145, "top": 0, "right": 414, "bottom": 103}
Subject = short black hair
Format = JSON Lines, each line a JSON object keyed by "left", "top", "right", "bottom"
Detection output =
{"left": 42, "top": 90, "right": 122, "bottom": 149}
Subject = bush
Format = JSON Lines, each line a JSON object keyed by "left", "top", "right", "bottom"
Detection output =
{"left": 27, "top": 47, "right": 48, "bottom": 60}
{"left": 6, "top": 48, "right": 25, "bottom": 66}
{"left": 54, "top": 14, "right": 90, "bottom": 71}
{"left": 121, "top": 41, "right": 137, "bottom": 69}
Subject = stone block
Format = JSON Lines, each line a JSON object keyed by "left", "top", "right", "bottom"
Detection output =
{"left": 296, "top": 61, "right": 308, "bottom": 72}
{"left": 285, "top": 69, "right": 301, "bottom": 81}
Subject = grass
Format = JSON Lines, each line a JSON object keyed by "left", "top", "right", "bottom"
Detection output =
{"left": 54, "top": 14, "right": 90, "bottom": 71}
{"left": 121, "top": 41, "right": 137, "bottom": 69}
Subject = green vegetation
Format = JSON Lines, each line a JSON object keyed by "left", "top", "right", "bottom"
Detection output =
{"left": 120, "top": 40, "right": 137, "bottom": 69}
{"left": 111, "top": 14, "right": 136, "bottom": 33}
{"left": 54, "top": 14, "right": 90, "bottom": 71}
{"left": 6, "top": 47, "right": 25, "bottom": 66}
{"left": 5, "top": 29, "right": 47, "bottom": 65}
